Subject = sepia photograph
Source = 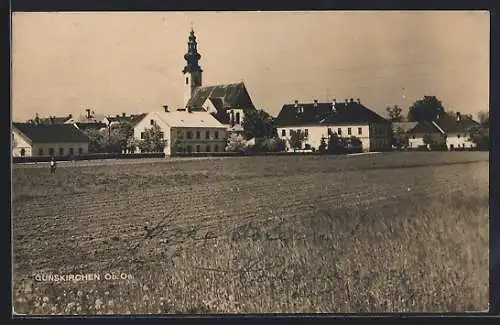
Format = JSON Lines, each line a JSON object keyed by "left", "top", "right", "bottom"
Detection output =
{"left": 11, "top": 11, "right": 490, "bottom": 315}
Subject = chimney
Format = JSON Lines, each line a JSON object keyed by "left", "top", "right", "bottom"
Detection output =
{"left": 50, "top": 116, "right": 54, "bottom": 124}
{"left": 350, "top": 98, "right": 354, "bottom": 103}
{"left": 116, "top": 114, "right": 120, "bottom": 118}
{"left": 163, "top": 105, "right": 169, "bottom": 112}
{"left": 345, "top": 98, "right": 349, "bottom": 104}
{"left": 122, "top": 112, "right": 126, "bottom": 117}
{"left": 356, "top": 98, "right": 360, "bottom": 104}
{"left": 332, "top": 99, "right": 337, "bottom": 112}
{"left": 436, "top": 112, "right": 440, "bottom": 120}
{"left": 294, "top": 100, "right": 299, "bottom": 108}
{"left": 456, "top": 112, "right": 461, "bottom": 122}
{"left": 34, "top": 113, "right": 40, "bottom": 124}
{"left": 68, "top": 114, "right": 72, "bottom": 119}
{"left": 313, "top": 99, "right": 318, "bottom": 107}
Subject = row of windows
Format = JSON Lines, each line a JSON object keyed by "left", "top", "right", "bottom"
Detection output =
{"left": 281, "top": 127, "right": 363, "bottom": 137}
{"left": 140, "top": 132, "right": 164, "bottom": 139}
{"left": 177, "top": 144, "right": 221, "bottom": 153}
{"left": 183, "top": 130, "right": 220, "bottom": 140}
{"left": 25, "top": 147, "right": 84, "bottom": 157}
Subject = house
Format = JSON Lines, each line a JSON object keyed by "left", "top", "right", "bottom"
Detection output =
{"left": 181, "top": 28, "right": 257, "bottom": 135}
{"left": 12, "top": 122, "right": 90, "bottom": 157}
{"left": 407, "top": 112, "right": 480, "bottom": 150}
{"left": 133, "top": 106, "right": 228, "bottom": 156}
{"left": 102, "top": 113, "right": 147, "bottom": 128}
{"left": 275, "top": 98, "right": 392, "bottom": 152}
{"left": 406, "top": 120, "right": 446, "bottom": 149}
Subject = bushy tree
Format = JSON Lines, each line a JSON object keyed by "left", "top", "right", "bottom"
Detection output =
{"left": 422, "top": 133, "right": 434, "bottom": 148}
{"left": 318, "top": 137, "right": 327, "bottom": 153}
{"left": 225, "top": 133, "right": 247, "bottom": 153}
{"left": 327, "top": 133, "right": 347, "bottom": 154}
{"left": 252, "top": 137, "right": 286, "bottom": 153}
{"left": 408, "top": 96, "right": 445, "bottom": 122}
{"left": 391, "top": 127, "right": 409, "bottom": 150}
{"left": 241, "top": 109, "right": 277, "bottom": 141}
{"left": 386, "top": 105, "right": 404, "bottom": 122}
{"left": 289, "top": 130, "right": 306, "bottom": 151}
{"left": 83, "top": 129, "right": 105, "bottom": 153}
{"left": 138, "top": 124, "right": 167, "bottom": 153}
{"left": 469, "top": 125, "right": 489, "bottom": 150}
{"left": 477, "top": 111, "right": 489, "bottom": 128}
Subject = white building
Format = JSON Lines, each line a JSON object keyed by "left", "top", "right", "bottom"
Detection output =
{"left": 407, "top": 112, "right": 480, "bottom": 150}
{"left": 275, "top": 98, "right": 392, "bottom": 152}
{"left": 12, "top": 122, "right": 89, "bottom": 157}
{"left": 133, "top": 107, "right": 227, "bottom": 156}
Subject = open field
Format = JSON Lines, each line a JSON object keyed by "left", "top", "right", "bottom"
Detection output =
{"left": 12, "top": 152, "right": 489, "bottom": 314}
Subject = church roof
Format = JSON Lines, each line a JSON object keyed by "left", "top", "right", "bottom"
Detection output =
{"left": 275, "top": 100, "right": 389, "bottom": 127}
{"left": 187, "top": 82, "right": 256, "bottom": 112}
{"left": 151, "top": 110, "right": 226, "bottom": 129}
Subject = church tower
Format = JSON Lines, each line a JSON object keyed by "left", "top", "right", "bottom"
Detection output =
{"left": 183, "top": 28, "right": 203, "bottom": 108}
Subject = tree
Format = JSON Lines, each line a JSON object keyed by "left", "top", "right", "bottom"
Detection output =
{"left": 422, "top": 133, "right": 434, "bottom": 148}
{"left": 138, "top": 124, "right": 167, "bottom": 153}
{"left": 391, "top": 127, "right": 409, "bottom": 150}
{"left": 289, "top": 130, "right": 306, "bottom": 151}
{"left": 327, "top": 133, "right": 347, "bottom": 154}
{"left": 318, "top": 137, "right": 328, "bottom": 153}
{"left": 241, "top": 109, "right": 277, "bottom": 141}
{"left": 114, "top": 122, "right": 135, "bottom": 153}
{"left": 407, "top": 96, "right": 445, "bottom": 122}
{"left": 83, "top": 129, "right": 105, "bottom": 153}
{"left": 251, "top": 137, "right": 286, "bottom": 153}
{"left": 469, "top": 125, "right": 489, "bottom": 150}
{"left": 477, "top": 111, "right": 489, "bottom": 128}
{"left": 225, "top": 133, "right": 247, "bottom": 153}
{"left": 386, "top": 105, "right": 404, "bottom": 122}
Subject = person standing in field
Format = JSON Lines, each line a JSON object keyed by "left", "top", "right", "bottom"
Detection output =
{"left": 49, "top": 156, "right": 57, "bottom": 174}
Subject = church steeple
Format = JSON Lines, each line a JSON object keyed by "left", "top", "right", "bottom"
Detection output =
{"left": 182, "top": 28, "right": 203, "bottom": 74}
{"left": 183, "top": 27, "right": 203, "bottom": 108}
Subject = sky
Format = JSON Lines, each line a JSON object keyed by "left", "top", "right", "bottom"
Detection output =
{"left": 12, "top": 11, "right": 489, "bottom": 122}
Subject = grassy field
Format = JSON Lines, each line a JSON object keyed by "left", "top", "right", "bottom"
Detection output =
{"left": 12, "top": 152, "right": 489, "bottom": 314}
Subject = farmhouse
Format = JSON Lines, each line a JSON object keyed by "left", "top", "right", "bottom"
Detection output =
{"left": 133, "top": 106, "right": 227, "bottom": 156}
{"left": 407, "top": 112, "right": 480, "bottom": 150}
{"left": 275, "top": 98, "right": 392, "bottom": 152}
{"left": 181, "top": 28, "right": 257, "bottom": 135}
{"left": 12, "top": 122, "right": 90, "bottom": 157}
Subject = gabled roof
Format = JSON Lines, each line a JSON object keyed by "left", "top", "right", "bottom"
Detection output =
{"left": 106, "top": 113, "right": 147, "bottom": 126}
{"left": 275, "top": 100, "right": 389, "bottom": 127}
{"left": 13, "top": 123, "right": 90, "bottom": 143}
{"left": 407, "top": 121, "right": 443, "bottom": 134}
{"left": 150, "top": 110, "right": 226, "bottom": 128}
{"left": 66, "top": 114, "right": 107, "bottom": 124}
{"left": 187, "top": 82, "right": 256, "bottom": 112}
{"left": 435, "top": 113, "right": 480, "bottom": 134}
{"left": 392, "top": 121, "right": 418, "bottom": 133}
{"left": 38, "top": 115, "right": 73, "bottom": 125}
{"left": 74, "top": 122, "right": 108, "bottom": 131}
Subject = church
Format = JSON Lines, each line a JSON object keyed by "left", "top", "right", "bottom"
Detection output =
{"left": 181, "top": 28, "right": 257, "bottom": 135}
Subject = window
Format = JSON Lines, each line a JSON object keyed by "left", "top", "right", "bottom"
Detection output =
{"left": 304, "top": 129, "right": 309, "bottom": 137}
{"left": 457, "top": 134, "right": 461, "bottom": 139}
{"left": 215, "top": 131, "right": 219, "bottom": 139}
{"left": 281, "top": 129, "right": 286, "bottom": 137}
{"left": 59, "top": 148, "right": 64, "bottom": 156}
{"left": 358, "top": 127, "right": 362, "bottom": 135}
{"left": 187, "top": 145, "right": 192, "bottom": 153}
{"left": 338, "top": 128, "right": 342, "bottom": 135}
{"left": 69, "top": 148, "right": 74, "bottom": 156}
{"left": 186, "top": 77, "right": 189, "bottom": 84}
{"left": 187, "top": 131, "right": 193, "bottom": 139}
{"left": 347, "top": 128, "right": 352, "bottom": 135}
{"left": 49, "top": 148, "right": 55, "bottom": 156}
{"left": 327, "top": 128, "right": 332, "bottom": 135}
{"left": 236, "top": 112, "right": 241, "bottom": 124}
{"left": 214, "top": 144, "right": 219, "bottom": 152}
{"left": 196, "top": 131, "right": 200, "bottom": 139}
{"left": 20, "top": 148, "right": 25, "bottom": 156}
{"left": 412, "top": 135, "right": 416, "bottom": 139}
{"left": 206, "top": 131, "right": 210, "bottom": 139}
{"left": 38, "top": 148, "right": 43, "bottom": 156}
{"left": 141, "top": 132, "right": 145, "bottom": 139}
{"left": 159, "top": 132, "right": 164, "bottom": 139}
{"left": 78, "top": 148, "right": 83, "bottom": 155}
{"left": 150, "top": 119, "right": 155, "bottom": 126}
{"left": 196, "top": 145, "right": 200, "bottom": 152}
{"left": 206, "top": 145, "right": 211, "bottom": 152}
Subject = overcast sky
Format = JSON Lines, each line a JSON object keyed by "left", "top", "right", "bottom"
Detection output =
{"left": 12, "top": 11, "right": 489, "bottom": 122}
